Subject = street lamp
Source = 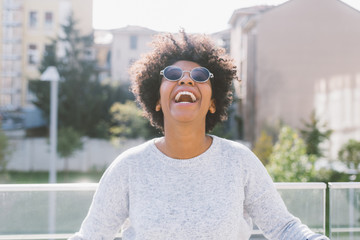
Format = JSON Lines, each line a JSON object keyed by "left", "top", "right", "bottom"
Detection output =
{"left": 40, "top": 66, "right": 60, "bottom": 237}
{"left": 40, "top": 66, "right": 59, "bottom": 183}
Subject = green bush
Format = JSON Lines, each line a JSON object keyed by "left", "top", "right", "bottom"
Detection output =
{"left": 338, "top": 139, "right": 360, "bottom": 171}
{"left": 0, "top": 128, "right": 11, "bottom": 173}
{"left": 300, "top": 111, "right": 332, "bottom": 157}
{"left": 109, "top": 101, "right": 158, "bottom": 140}
{"left": 267, "top": 126, "right": 317, "bottom": 182}
{"left": 253, "top": 131, "right": 273, "bottom": 166}
{"left": 57, "top": 127, "right": 83, "bottom": 173}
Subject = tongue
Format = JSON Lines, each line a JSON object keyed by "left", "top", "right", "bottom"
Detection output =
{"left": 177, "top": 95, "right": 193, "bottom": 103}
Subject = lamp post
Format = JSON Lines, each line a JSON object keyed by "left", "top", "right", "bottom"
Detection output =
{"left": 40, "top": 66, "right": 59, "bottom": 238}
{"left": 40, "top": 66, "right": 60, "bottom": 183}
{"left": 347, "top": 168, "right": 357, "bottom": 240}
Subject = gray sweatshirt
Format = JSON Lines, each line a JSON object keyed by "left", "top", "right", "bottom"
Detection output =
{"left": 69, "top": 135, "right": 329, "bottom": 240}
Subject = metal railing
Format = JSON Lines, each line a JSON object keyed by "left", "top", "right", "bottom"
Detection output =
{"left": 0, "top": 182, "right": 356, "bottom": 240}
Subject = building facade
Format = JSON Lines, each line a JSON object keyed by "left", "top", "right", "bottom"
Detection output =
{"left": 93, "top": 30, "right": 112, "bottom": 84}
{"left": 211, "top": 28, "right": 231, "bottom": 54}
{"left": 0, "top": 0, "right": 92, "bottom": 110}
{"left": 110, "top": 25, "right": 158, "bottom": 83}
{"left": 229, "top": 0, "right": 360, "bottom": 160}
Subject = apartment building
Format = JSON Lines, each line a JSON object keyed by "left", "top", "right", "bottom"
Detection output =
{"left": 93, "top": 30, "right": 112, "bottom": 84}
{"left": 111, "top": 25, "right": 158, "bottom": 83}
{"left": 229, "top": 0, "right": 360, "bottom": 159}
{"left": 0, "top": 0, "right": 92, "bottom": 111}
{"left": 211, "top": 28, "right": 231, "bottom": 54}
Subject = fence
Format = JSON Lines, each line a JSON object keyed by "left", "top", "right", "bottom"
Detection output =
{"left": 329, "top": 182, "right": 360, "bottom": 240}
{"left": 0, "top": 182, "right": 358, "bottom": 240}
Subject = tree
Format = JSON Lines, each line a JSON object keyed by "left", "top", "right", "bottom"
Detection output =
{"left": 253, "top": 131, "right": 273, "bottom": 166}
{"left": 29, "top": 13, "right": 134, "bottom": 138}
{"left": 0, "top": 126, "right": 11, "bottom": 173}
{"left": 300, "top": 111, "right": 332, "bottom": 158}
{"left": 39, "top": 39, "right": 58, "bottom": 72}
{"left": 109, "top": 101, "right": 157, "bottom": 139}
{"left": 210, "top": 122, "right": 233, "bottom": 139}
{"left": 267, "top": 126, "right": 317, "bottom": 182}
{"left": 338, "top": 139, "right": 360, "bottom": 172}
{"left": 57, "top": 127, "right": 83, "bottom": 172}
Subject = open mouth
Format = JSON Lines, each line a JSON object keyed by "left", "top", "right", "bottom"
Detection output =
{"left": 175, "top": 91, "right": 197, "bottom": 103}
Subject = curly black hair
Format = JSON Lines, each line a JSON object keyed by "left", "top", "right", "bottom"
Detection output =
{"left": 130, "top": 30, "right": 237, "bottom": 133}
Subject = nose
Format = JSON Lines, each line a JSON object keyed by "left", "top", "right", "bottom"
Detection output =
{"left": 178, "top": 72, "right": 194, "bottom": 86}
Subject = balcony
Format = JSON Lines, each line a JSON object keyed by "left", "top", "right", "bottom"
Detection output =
{"left": 1, "top": 70, "right": 21, "bottom": 78}
{"left": 3, "top": 1, "right": 22, "bottom": 10}
{"left": 2, "top": 54, "right": 21, "bottom": 61}
{"left": 0, "top": 182, "right": 358, "bottom": 240}
{"left": 2, "top": 37, "right": 22, "bottom": 44}
{"left": 2, "top": 21, "right": 22, "bottom": 28}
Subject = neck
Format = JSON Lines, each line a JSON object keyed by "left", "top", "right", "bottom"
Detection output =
{"left": 157, "top": 122, "right": 212, "bottom": 159}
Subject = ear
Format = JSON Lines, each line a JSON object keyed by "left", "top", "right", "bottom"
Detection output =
{"left": 209, "top": 99, "right": 216, "bottom": 114}
{"left": 155, "top": 101, "right": 161, "bottom": 112}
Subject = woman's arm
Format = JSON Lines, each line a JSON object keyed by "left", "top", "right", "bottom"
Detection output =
{"left": 243, "top": 150, "right": 329, "bottom": 240}
{"left": 69, "top": 157, "right": 129, "bottom": 240}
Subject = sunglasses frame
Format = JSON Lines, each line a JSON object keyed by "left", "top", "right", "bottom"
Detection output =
{"left": 160, "top": 66, "right": 214, "bottom": 83}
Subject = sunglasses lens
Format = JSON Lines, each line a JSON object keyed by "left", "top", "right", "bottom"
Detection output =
{"left": 191, "top": 67, "right": 210, "bottom": 82}
{"left": 164, "top": 67, "right": 182, "bottom": 81}
{"left": 161, "top": 66, "right": 212, "bottom": 82}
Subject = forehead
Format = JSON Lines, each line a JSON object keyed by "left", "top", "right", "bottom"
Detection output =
{"left": 171, "top": 60, "right": 201, "bottom": 69}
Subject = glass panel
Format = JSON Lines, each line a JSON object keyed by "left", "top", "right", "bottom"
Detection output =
{"left": 0, "top": 189, "right": 94, "bottom": 235}
{"left": 329, "top": 183, "right": 360, "bottom": 240}
{"left": 251, "top": 184, "right": 326, "bottom": 239}
{"left": 0, "top": 183, "right": 328, "bottom": 239}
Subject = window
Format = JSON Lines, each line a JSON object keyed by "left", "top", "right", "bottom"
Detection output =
{"left": 28, "top": 44, "right": 38, "bottom": 65}
{"left": 44, "top": 44, "right": 55, "bottom": 59}
{"left": 44, "top": 12, "right": 53, "bottom": 29}
{"left": 83, "top": 48, "right": 94, "bottom": 60}
{"left": 45, "top": 44, "right": 54, "bottom": 53}
{"left": 130, "top": 35, "right": 138, "bottom": 50}
{"left": 29, "top": 11, "right": 37, "bottom": 28}
{"left": 128, "top": 58, "right": 136, "bottom": 66}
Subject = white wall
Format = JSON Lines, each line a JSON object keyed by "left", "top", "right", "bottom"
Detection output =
{"left": 314, "top": 74, "right": 360, "bottom": 160}
{"left": 6, "top": 137, "right": 146, "bottom": 172}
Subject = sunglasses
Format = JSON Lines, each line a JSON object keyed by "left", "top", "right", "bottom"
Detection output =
{"left": 160, "top": 66, "right": 214, "bottom": 83}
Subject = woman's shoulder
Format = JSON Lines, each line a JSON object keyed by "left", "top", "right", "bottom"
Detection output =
{"left": 212, "top": 135, "right": 252, "bottom": 155}
{"left": 105, "top": 138, "right": 156, "bottom": 170}
{"left": 212, "top": 135, "right": 262, "bottom": 167}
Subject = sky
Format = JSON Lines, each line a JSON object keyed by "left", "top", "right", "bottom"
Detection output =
{"left": 92, "top": 0, "right": 360, "bottom": 34}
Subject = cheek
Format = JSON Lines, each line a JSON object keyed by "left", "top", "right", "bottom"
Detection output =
{"left": 205, "top": 81, "right": 213, "bottom": 97}
{"left": 203, "top": 84, "right": 213, "bottom": 100}
{"left": 158, "top": 81, "right": 174, "bottom": 101}
{"left": 159, "top": 83, "right": 167, "bottom": 97}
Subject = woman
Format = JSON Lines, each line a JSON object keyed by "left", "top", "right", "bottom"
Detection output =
{"left": 69, "top": 31, "right": 329, "bottom": 240}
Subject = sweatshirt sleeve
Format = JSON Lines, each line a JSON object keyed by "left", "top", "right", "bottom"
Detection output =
{"left": 68, "top": 156, "right": 130, "bottom": 240}
{"left": 242, "top": 149, "right": 329, "bottom": 240}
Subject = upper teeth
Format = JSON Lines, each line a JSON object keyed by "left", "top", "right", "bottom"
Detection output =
{"left": 175, "top": 91, "right": 196, "bottom": 102}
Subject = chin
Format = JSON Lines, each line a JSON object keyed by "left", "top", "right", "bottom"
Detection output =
{"left": 173, "top": 115, "right": 197, "bottom": 122}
